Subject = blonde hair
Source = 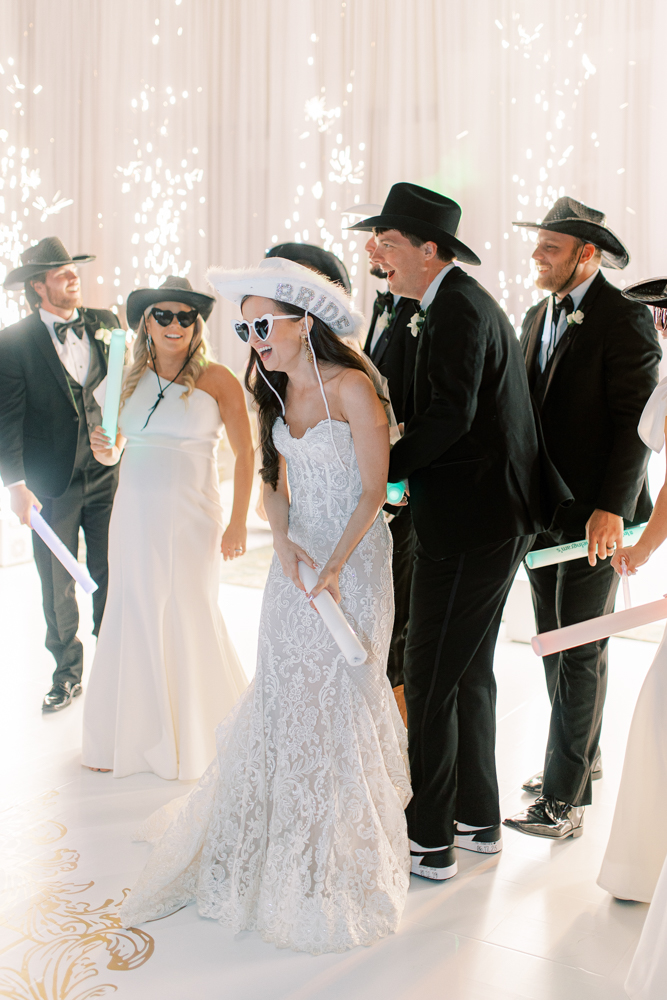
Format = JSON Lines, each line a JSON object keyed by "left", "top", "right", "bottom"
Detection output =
{"left": 120, "top": 307, "right": 213, "bottom": 409}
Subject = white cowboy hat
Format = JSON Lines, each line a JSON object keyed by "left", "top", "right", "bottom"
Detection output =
{"left": 206, "top": 257, "right": 364, "bottom": 336}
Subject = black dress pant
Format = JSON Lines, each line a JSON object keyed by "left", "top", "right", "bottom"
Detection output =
{"left": 32, "top": 466, "right": 117, "bottom": 687}
{"left": 526, "top": 527, "right": 620, "bottom": 807}
{"left": 386, "top": 507, "right": 416, "bottom": 688}
{"left": 404, "top": 534, "right": 534, "bottom": 848}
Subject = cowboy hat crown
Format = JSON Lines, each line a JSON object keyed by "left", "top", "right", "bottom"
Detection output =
{"left": 3, "top": 236, "right": 95, "bottom": 290}
{"left": 125, "top": 275, "right": 216, "bottom": 330}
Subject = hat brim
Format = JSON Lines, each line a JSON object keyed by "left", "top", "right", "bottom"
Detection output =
{"left": 346, "top": 213, "right": 481, "bottom": 266}
{"left": 622, "top": 277, "right": 667, "bottom": 307}
{"left": 126, "top": 287, "right": 216, "bottom": 330}
{"left": 512, "top": 219, "right": 629, "bottom": 269}
{"left": 3, "top": 254, "right": 96, "bottom": 290}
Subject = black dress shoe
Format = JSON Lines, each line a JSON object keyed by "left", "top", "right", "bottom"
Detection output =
{"left": 42, "top": 682, "right": 83, "bottom": 713}
{"left": 503, "top": 795, "right": 584, "bottom": 840}
{"left": 521, "top": 749, "right": 603, "bottom": 795}
{"left": 454, "top": 823, "right": 503, "bottom": 854}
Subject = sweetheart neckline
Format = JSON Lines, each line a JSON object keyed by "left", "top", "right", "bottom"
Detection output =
{"left": 278, "top": 417, "right": 349, "bottom": 442}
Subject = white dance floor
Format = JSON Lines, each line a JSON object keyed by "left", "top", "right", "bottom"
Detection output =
{"left": 0, "top": 555, "right": 656, "bottom": 1000}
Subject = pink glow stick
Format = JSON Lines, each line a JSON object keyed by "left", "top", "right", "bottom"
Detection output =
{"left": 531, "top": 597, "right": 667, "bottom": 657}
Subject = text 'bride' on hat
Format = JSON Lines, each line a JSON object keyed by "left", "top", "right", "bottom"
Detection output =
{"left": 345, "top": 182, "right": 481, "bottom": 267}
{"left": 513, "top": 196, "right": 630, "bottom": 270}
{"left": 206, "top": 257, "right": 364, "bottom": 336}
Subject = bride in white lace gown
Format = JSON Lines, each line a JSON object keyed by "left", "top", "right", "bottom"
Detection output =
{"left": 120, "top": 259, "right": 411, "bottom": 954}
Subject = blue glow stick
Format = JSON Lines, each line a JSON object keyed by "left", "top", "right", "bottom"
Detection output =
{"left": 386, "top": 480, "right": 407, "bottom": 505}
{"left": 30, "top": 507, "right": 98, "bottom": 594}
{"left": 525, "top": 522, "right": 648, "bottom": 570}
{"left": 102, "top": 329, "right": 127, "bottom": 442}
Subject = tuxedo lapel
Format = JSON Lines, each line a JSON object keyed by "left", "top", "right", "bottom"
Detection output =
{"left": 542, "top": 271, "right": 606, "bottom": 399}
{"left": 29, "top": 315, "right": 78, "bottom": 412}
{"left": 372, "top": 299, "right": 405, "bottom": 367}
{"left": 524, "top": 299, "right": 548, "bottom": 381}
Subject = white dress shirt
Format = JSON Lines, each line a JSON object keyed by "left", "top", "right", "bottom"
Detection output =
{"left": 421, "top": 261, "right": 457, "bottom": 310}
{"left": 538, "top": 269, "right": 599, "bottom": 371}
{"left": 40, "top": 307, "right": 91, "bottom": 385}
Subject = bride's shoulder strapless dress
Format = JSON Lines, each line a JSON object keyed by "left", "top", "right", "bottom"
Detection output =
{"left": 82, "top": 370, "right": 248, "bottom": 780}
{"left": 119, "top": 416, "right": 411, "bottom": 954}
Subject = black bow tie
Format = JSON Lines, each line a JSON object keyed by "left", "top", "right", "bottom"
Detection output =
{"left": 54, "top": 315, "right": 85, "bottom": 344}
{"left": 375, "top": 291, "right": 395, "bottom": 314}
{"left": 553, "top": 294, "right": 574, "bottom": 320}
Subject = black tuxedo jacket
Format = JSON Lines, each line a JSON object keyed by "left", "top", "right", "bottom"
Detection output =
{"left": 364, "top": 294, "right": 420, "bottom": 426}
{"left": 520, "top": 271, "right": 660, "bottom": 534}
{"left": 0, "top": 307, "right": 120, "bottom": 498}
{"left": 389, "top": 266, "right": 569, "bottom": 559}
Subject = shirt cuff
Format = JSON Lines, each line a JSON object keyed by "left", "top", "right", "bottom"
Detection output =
{"left": 4, "top": 480, "right": 26, "bottom": 489}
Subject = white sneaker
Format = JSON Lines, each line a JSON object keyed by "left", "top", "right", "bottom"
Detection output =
{"left": 454, "top": 823, "right": 503, "bottom": 854}
{"left": 410, "top": 845, "right": 457, "bottom": 880}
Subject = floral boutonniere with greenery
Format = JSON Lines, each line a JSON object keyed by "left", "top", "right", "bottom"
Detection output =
{"left": 566, "top": 309, "right": 585, "bottom": 327}
{"left": 94, "top": 326, "right": 115, "bottom": 347}
{"left": 408, "top": 308, "right": 428, "bottom": 338}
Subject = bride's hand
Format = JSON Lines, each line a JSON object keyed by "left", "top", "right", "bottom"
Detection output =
{"left": 309, "top": 560, "right": 342, "bottom": 604}
{"left": 611, "top": 543, "right": 650, "bottom": 576}
{"left": 221, "top": 521, "right": 247, "bottom": 561}
{"left": 273, "top": 535, "right": 316, "bottom": 592}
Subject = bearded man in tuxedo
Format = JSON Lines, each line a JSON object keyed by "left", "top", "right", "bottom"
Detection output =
{"left": 0, "top": 238, "right": 120, "bottom": 712}
{"left": 360, "top": 232, "right": 419, "bottom": 690}
{"left": 503, "top": 199, "right": 660, "bottom": 841}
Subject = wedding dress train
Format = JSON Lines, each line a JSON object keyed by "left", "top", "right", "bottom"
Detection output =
{"left": 119, "top": 418, "right": 412, "bottom": 954}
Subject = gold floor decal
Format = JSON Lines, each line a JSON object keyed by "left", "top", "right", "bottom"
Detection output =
{"left": 0, "top": 791, "right": 154, "bottom": 998}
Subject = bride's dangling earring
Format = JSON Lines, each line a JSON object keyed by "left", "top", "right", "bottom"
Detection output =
{"left": 301, "top": 333, "right": 314, "bottom": 364}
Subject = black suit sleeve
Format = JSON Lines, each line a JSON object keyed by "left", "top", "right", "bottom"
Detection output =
{"left": 0, "top": 334, "right": 27, "bottom": 486}
{"left": 389, "top": 289, "right": 486, "bottom": 481}
{"left": 595, "top": 303, "right": 660, "bottom": 518}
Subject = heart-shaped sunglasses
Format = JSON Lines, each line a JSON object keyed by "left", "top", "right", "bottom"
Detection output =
{"left": 232, "top": 313, "right": 300, "bottom": 343}
{"left": 150, "top": 307, "right": 199, "bottom": 328}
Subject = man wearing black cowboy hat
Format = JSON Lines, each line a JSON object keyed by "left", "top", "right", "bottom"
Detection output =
{"left": 0, "top": 237, "right": 121, "bottom": 712}
{"left": 503, "top": 197, "right": 660, "bottom": 841}
{"left": 350, "top": 183, "right": 569, "bottom": 880}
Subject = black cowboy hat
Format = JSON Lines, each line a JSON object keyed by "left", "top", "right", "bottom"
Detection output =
{"left": 622, "top": 276, "right": 667, "bottom": 307}
{"left": 512, "top": 196, "right": 629, "bottom": 270}
{"left": 3, "top": 236, "right": 95, "bottom": 290}
{"left": 126, "top": 275, "right": 216, "bottom": 330}
{"left": 346, "top": 182, "right": 481, "bottom": 267}
{"left": 265, "top": 242, "right": 351, "bottom": 293}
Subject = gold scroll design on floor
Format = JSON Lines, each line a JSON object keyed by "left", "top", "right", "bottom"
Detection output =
{"left": 0, "top": 790, "right": 154, "bottom": 999}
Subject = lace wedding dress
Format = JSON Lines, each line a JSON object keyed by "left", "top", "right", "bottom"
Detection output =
{"left": 120, "top": 417, "right": 412, "bottom": 954}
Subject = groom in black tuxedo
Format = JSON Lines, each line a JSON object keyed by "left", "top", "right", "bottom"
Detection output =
{"left": 361, "top": 234, "right": 419, "bottom": 689}
{"left": 503, "top": 199, "right": 660, "bottom": 840}
{"left": 0, "top": 238, "right": 120, "bottom": 712}
{"left": 352, "top": 184, "right": 570, "bottom": 881}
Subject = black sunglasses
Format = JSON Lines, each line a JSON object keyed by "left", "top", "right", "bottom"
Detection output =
{"left": 150, "top": 307, "right": 199, "bottom": 328}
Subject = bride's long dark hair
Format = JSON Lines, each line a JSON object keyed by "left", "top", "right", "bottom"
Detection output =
{"left": 244, "top": 298, "right": 380, "bottom": 490}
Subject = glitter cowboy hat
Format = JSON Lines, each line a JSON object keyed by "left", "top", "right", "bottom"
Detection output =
{"left": 345, "top": 183, "right": 482, "bottom": 266}
{"left": 512, "top": 196, "right": 630, "bottom": 269}
{"left": 622, "top": 276, "right": 667, "bottom": 307}
{"left": 265, "top": 243, "right": 352, "bottom": 293}
{"left": 3, "top": 236, "right": 96, "bottom": 290}
{"left": 207, "top": 257, "right": 364, "bottom": 336}
{"left": 125, "top": 275, "right": 216, "bottom": 330}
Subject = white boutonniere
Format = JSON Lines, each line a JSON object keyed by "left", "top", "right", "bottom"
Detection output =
{"left": 566, "top": 309, "right": 585, "bottom": 327}
{"left": 408, "top": 308, "right": 428, "bottom": 338}
{"left": 94, "top": 326, "right": 114, "bottom": 346}
{"left": 375, "top": 310, "right": 391, "bottom": 336}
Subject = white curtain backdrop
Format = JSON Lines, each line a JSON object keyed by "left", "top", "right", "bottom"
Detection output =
{"left": 1, "top": 0, "right": 666, "bottom": 369}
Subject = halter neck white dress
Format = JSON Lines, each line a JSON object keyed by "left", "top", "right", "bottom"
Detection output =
{"left": 82, "top": 370, "right": 248, "bottom": 780}
{"left": 118, "top": 417, "right": 411, "bottom": 954}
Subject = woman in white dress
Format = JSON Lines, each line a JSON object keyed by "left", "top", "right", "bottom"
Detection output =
{"left": 81, "top": 276, "right": 252, "bottom": 780}
{"left": 595, "top": 277, "right": 667, "bottom": 998}
{"left": 119, "top": 259, "right": 411, "bottom": 955}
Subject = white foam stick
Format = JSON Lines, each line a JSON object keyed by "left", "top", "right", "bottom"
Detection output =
{"left": 531, "top": 597, "right": 667, "bottom": 657}
{"left": 622, "top": 563, "right": 632, "bottom": 610}
{"left": 298, "top": 561, "right": 367, "bottom": 666}
{"left": 31, "top": 507, "right": 98, "bottom": 594}
{"left": 525, "top": 522, "right": 648, "bottom": 570}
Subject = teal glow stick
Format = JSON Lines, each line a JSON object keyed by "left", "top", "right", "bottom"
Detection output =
{"left": 386, "top": 480, "right": 407, "bottom": 505}
{"left": 525, "top": 522, "right": 648, "bottom": 570}
{"left": 102, "top": 329, "right": 126, "bottom": 443}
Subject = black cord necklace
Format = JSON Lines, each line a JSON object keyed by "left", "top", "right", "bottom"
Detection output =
{"left": 142, "top": 336, "right": 199, "bottom": 429}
